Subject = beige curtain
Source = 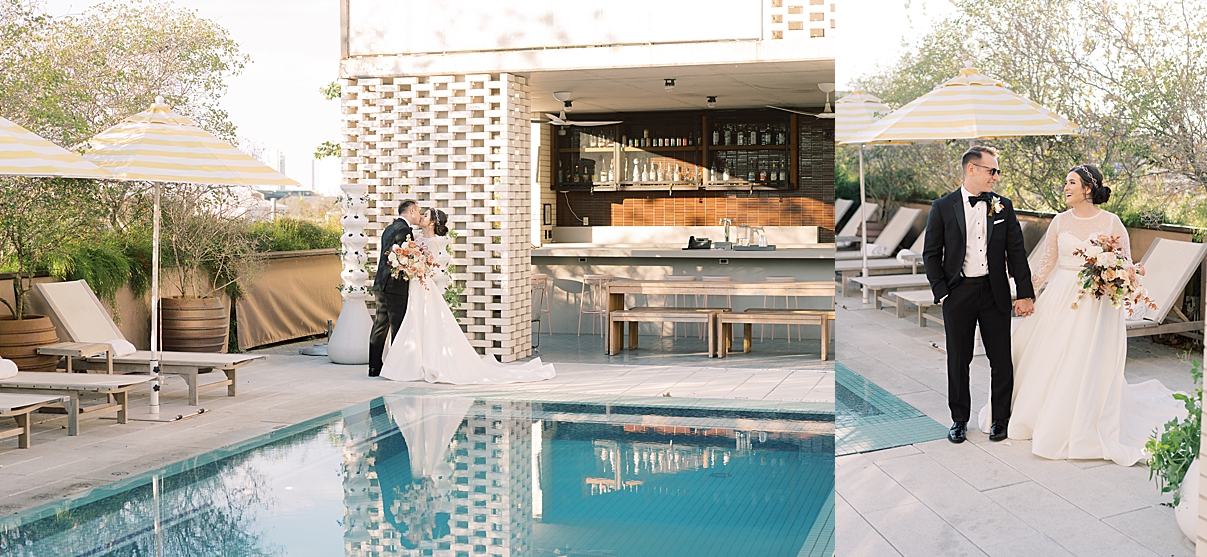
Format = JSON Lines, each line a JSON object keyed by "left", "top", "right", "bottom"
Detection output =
{"left": 235, "top": 250, "right": 341, "bottom": 350}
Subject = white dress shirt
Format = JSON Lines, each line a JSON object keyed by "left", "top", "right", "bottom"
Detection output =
{"left": 961, "top": 186, "right": 989, "bottom": 278}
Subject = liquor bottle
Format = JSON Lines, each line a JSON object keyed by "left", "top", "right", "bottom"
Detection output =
{"left": 750, "top": 128, "right": 758, "bottom": 145}
{"left": 759, "top": 164, "right": 767, "bottom": 181}
{"left": 762, "top": 127, "right": 771, "bottom": 146}
{"left": 632, "top": 159, "right": 639, "bottom": 182}
{"left": 722, "top": 165, "right": 730, "bottom": 181}
{"left": 711, "top": 161, "right": 718, "bottom": 182}
{"left": 673, "top": 164, "right": 681, "bottom": 182}
{"left": 641, "top": 162, "right": 648, "bottom": 182}
{"left": 723, "top": 127, "right": 732, "bottom": 146}
{"left": 777, "top": 128, "right": 786, "bottom": 145}
{"left": 737, "top": 126, "right": 746, "bottom": 146}
{"left": 557, "top": 167, "right": 563, "bottom": 184}
{"left": 747, "top": 168, "right": 755, "bottom": 182}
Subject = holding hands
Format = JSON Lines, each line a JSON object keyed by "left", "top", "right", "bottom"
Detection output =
{"left": 1013, "top": 298, "right": 1035, "bottom": 317}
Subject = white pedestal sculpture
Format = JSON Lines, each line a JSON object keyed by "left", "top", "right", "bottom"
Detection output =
{"left": 328, "top": 183, "right": 372, "bottom": 365}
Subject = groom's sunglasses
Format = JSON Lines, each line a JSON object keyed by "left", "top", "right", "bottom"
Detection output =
{"left": 971, "top": 162, "right": 1001, "bottom": 176}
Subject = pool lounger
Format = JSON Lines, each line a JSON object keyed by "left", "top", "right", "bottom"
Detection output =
{"left": 0, "top": 372, "right": 153, "bottom": 436}
{"left": 0, "top": 392, "right": 70, "bottom": 448}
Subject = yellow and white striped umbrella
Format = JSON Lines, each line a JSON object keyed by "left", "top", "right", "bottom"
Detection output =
{"left": 840, "top": 65, "right": 1078, "bottom": 145}
{"left": 0, "top": 116, "right": 111, "bottom": 179}
{"left": 82, "top": 97, "right": 297, "bottom": 186}
{"left": 835, "top": 90, "right": 890, "bottom": 144}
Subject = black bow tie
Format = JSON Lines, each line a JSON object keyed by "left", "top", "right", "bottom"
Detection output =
{"left": 968, "top": 193, "right": 991, "bottom": 207}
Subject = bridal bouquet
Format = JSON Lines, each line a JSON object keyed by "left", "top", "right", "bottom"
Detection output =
{"left": 387, "top": 238, "right": 440, "bottom": 288}
{"left": 1071, "top": 234, "right": 1156, "bottom": 316}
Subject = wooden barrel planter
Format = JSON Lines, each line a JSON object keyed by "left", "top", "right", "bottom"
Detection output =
{"left": 0, "top": 315, "right": 60, "bottom": 372}
{"left": 161, "top": 297, "right": 228, "bottom": 353}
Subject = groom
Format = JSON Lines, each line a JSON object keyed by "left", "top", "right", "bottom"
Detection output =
{"left": 923, "top": 146, "right": 1035, "bottom": 444}
{"left": 368, "top": 199, "right": 421, "bottom": 377}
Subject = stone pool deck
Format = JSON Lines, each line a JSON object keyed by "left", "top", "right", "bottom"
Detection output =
{"left": 835, "top": 291, "right": 1197, "bottom": 557}
{"left": 0, "top": 333, "right": 831, "bottom": 519}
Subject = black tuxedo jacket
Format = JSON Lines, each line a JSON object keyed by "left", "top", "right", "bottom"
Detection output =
{"left": 372, "top": 218, "right": 415, "bottom": 296}
{"left": 922, "top": 189, "right": 1034, "bottom": 313}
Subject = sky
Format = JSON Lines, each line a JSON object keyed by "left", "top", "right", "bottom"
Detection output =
{"left": 838, "top": 0, "right": 959, "bottom": 92}
{"left": 37, "top": 0, "right": 959, "bottom": 195}
{"left": 42, "top": 0, "right": 344, "bottom": 195}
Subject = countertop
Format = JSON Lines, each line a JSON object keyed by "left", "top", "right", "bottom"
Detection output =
{"left": 531, "top": 244, "right": 835, "bottom": 259}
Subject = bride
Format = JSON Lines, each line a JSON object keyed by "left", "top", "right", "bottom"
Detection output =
{"left": 979, "top": 164, "right": 1185, "bottom": 466}
{"left": 380, "top": 208, "right": 556, "bottom": 384}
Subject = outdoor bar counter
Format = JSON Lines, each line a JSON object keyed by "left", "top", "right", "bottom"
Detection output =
{"left": 532, "top": 239, "right": 835, "bottom": 338}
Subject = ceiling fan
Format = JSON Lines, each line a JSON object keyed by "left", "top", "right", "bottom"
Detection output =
{"left": 767, "top": 83, "right": 837, "bottom": 119}
{"left": 543, "top": 92, "right": 622, "bottom": 127}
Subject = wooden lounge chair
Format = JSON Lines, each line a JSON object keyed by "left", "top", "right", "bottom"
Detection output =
{"left": 31, "top": 280, "right": 266, "bottom": 406}
{"left": 836, "top": 207, "right": 922, "bottom": 261}
{"left": 0, "top": 392, "right": 68, "bottom": 448}
{"left": 848, "top": 274, "right": 931, "bottom": 309}
{"left": 0, "top": 372, "right": 152, "bottom": 436}
{"left": 1125, "top": 237, "right": 1207, "bottom": 339}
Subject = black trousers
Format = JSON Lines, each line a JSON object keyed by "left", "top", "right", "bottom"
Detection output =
{"left": 368, "top": 290, "right": 409, "bottom": 372}
{"left": 942, "top": 277, "right": 1013, "bottom": 423}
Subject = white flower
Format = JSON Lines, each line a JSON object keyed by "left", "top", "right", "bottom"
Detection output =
{"left": 1098, "top": 252, "right": 1117, "bottom": 266}
{"left": 1084, "top": 245, "right": 1104, "bottom": 258}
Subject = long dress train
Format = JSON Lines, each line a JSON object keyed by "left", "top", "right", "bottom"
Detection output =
{"left": 978, "top": 210, "right": 1184, "bottom": 465}
{"left": 380, "top": 233, "right": 556, "bottom": 384}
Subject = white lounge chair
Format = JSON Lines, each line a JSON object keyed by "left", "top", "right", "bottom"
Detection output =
{"left": 1126, "top": 237, "right": 1207, "bottom": 339}
{"left": 835, "top": 198, "right": 854, "bottom": 227}
{"left": 836, "top": 207, "right": 922, "bottom": 260}
{"left": 835, "top": 203, "right": 880, "bottom": 246}
{"left": 31, "top": 280, "right": 266, "bottom": 406}
{"left": 848, "top": 274, "right": 931, "bottom": 309}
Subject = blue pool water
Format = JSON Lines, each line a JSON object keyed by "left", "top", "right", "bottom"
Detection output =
{"left": 0, "top": 390, "right": 834, "bottom": 556}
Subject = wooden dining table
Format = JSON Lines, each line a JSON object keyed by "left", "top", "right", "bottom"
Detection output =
{"left": 604, "top": 279, "right": 835, "bottom": 355}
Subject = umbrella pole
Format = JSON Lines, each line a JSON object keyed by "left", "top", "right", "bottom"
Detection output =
{"left": 859, "top": 145, "right": 869, "bottom": 304}
{"left": 150, "top": 182, "right": 161, "bottom": 414}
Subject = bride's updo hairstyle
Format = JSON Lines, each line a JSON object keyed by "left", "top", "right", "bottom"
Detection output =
{"left": 429, "top": 208, "right": 450, "bottom": 236}
{"left": 1071, "top": 164, "right": 1110, "bottom": 205}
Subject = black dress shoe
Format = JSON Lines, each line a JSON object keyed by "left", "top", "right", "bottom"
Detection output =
{"left": 368, "top": 368, "right": 381, "bottom": 377}
{"left": 989, "top": 420, "right": 1008, "bottom": 441}
{"left": 948, "top": 421, "right": 967, "bottom": 444}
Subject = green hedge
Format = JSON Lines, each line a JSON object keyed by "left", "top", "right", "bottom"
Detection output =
{"left": 247, "top": 218, "right": 341, "bottom": 253}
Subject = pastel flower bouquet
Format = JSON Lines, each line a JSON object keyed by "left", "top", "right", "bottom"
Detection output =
{"left": 388, "top": 238, "right": 440, "bottom": 288}
{"left": 1071, "top": 234, "right": 1156, "bottom": 316}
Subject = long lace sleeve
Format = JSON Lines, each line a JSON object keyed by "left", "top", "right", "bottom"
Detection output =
{"left": 1111, "top": 213, "right": 1132, "bottom": 261}
{"left": 1030, "top": 213, "right": 1061, "bottom": 292}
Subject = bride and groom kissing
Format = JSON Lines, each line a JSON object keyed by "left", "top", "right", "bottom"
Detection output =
{"left": 924, "top": 146, "right": 1183, "bottom": 466}
{"left": 367, "top": 200, "right": 555, "bottom": 385}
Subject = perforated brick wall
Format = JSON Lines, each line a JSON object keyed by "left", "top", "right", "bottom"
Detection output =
{"left": 343, "top": 73, "right": 533, "bottom": 362}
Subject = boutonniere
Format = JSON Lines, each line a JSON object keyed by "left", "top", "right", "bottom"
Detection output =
{"left": 988, "top": 196, "right": 1004, "bottom": 216}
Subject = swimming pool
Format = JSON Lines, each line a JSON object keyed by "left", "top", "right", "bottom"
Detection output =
{"left": 0, "top": 389, "right": 834, "bottom": 557}
{"left": 836, "top": 363, "right": 948, "bottom": 455}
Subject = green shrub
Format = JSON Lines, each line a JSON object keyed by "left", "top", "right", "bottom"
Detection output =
{"left": 247, "top": 218, "right": 341, "bottom": 253}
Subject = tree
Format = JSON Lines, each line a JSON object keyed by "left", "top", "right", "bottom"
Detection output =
{"left": 849, "top": 0, "right": 1206, "bottom": 221}
{"left": 314, "top": 81, "right": 342, "bottom": 160}
{"left": 0, "top": 177, "right": 101, "bottom": 319}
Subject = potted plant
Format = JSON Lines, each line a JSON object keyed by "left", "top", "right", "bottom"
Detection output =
{"left": 1146, "top": 359, "right": 1203, "bottom": 540}
{"left": 0, "top": 177, "right": 100, "bottom": 370}
{"left": 158, "top": 185, "right": 262, "bottom": 353}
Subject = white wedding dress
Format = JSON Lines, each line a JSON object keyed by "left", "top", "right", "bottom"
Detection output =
{"left": 978, "top": 210, "right": 1184, "bottom": 465}
{"left": 380, "top": 232, "right": 556, "bottom": 384}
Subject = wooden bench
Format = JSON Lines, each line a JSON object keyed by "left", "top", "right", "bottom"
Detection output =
{"left": 0, "top": 393, "right": 69, "bottom": 448}
{"left": 717, "top": 309, "right": 834, "bottom": 360}
{"left": 38, "top": 342, "right": 113, "bottom": 374}
{"left": 0, "top": 372, "right": 153, "bottom": 435}
{"left": 609, "top": 307, "right": 725, "bottom": 357}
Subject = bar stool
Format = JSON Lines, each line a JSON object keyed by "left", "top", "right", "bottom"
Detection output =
{"left": 578, "top": 274, "right": 613, "bottom": 336}
{"left": 763, "top": 276, "right": 801, "bottom": 341}
{"left": 700, "top": 275, "right": 733, "bottom": 341}
{"left": 532, "top": 273, "right": 553, "bottom": 334}
{"left": 664, "top": 275, "right": 698, "bottom": 338}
